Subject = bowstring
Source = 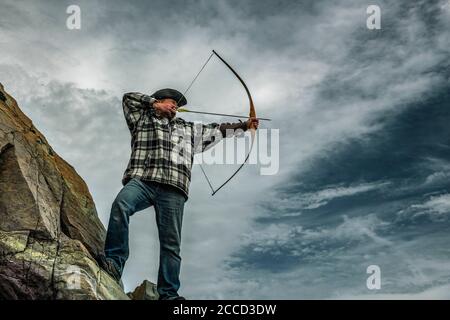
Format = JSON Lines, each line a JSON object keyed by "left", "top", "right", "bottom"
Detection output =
{"left": 177, "top": 52, "right": 214, "bottom": 106}
{"left": 199, "top": 162, "right": 215, "bottom": 194}
{"left": 178, "top": 52, "right": 216, "bottom": 194}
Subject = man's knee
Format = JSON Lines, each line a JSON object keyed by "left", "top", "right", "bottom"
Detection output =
{"left": 115, "top": 185, "right": 140, "bottom": 211}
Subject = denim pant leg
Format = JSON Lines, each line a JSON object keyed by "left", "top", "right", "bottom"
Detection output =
{"left": 104, "top": 178, "right": 155, "bottom": 275}
{"left": 153, "top": 185, "right": 186, "bottom": 299}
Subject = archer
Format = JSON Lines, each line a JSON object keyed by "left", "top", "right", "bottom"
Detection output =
{"left": 98, "top": 88, "right": 259, "bottom": 300}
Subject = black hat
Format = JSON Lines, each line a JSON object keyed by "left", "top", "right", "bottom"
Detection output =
{"left": 150, "top": 88, "right": 187, "bottom": 106}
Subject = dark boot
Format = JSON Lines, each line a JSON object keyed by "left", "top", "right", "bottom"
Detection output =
{"left": 97, "top": 254, "right": 123, "bottom": 289}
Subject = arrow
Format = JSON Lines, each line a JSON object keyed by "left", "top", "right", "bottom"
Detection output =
{"left": 177, "top": 107, "right": 271, "bottom": 121}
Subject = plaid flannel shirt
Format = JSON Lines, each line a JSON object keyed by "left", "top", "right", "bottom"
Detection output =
{"left": 121, "top": 92, "right": 223, "bottom": 199}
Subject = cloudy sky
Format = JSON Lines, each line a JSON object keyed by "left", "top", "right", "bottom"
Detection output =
{"left": 1, "top": 0, "right": 450, "bottom": 299}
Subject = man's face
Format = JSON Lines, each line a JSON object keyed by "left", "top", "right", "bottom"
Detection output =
{"left": 155, "top": 98, "right": 178, "bottom": 119}
{"left": 161, "top": 98, "right": 178, "bottom": 109}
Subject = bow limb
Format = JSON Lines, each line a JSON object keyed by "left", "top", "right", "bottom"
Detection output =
{"left": 212, "top": 50, "right": 257, "bottom": 124}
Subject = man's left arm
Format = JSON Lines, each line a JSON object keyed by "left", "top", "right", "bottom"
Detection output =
{"left": 193, "top": 119, "right": 257, "bottom": 154}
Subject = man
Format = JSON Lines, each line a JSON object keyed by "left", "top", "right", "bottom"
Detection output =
{"left": 99, "top": 88, "right": 258, "bottom": 300}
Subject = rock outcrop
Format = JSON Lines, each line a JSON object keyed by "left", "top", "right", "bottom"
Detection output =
{"left": 0, "top": 83, "right": 133, "bottom": 299}
{"left": 127, "top": 280, "right": 159, "bottom": 300}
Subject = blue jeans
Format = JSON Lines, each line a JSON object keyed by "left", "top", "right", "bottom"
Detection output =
{"left": 104, "top": 178, "right": 186, "bottom": 299}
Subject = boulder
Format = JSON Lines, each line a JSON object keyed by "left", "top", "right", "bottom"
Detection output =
{"left": 127, "top": 280, "right": 159, "bottom": 300}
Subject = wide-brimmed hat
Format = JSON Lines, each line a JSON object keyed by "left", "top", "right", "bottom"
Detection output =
{"left": 150, "top": 88, "right": 187, "bottom": 106}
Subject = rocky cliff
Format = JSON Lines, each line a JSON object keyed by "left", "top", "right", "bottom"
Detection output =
{"left": 0, "top": 83, "right": 147, "bottom": 299}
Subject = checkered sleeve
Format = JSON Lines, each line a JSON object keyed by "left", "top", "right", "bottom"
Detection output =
{"left": 193, "top": 122, "right": 223, "bottom": 154}
{"left": 122, "top": 92, "right": 156, "bottom": 132}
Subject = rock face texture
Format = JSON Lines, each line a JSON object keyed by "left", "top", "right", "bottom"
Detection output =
{"left": 0, "top": 83, "right": 131, "bottom": 299}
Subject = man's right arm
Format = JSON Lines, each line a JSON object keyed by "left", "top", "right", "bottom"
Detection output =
{"left": 122, "top": 92, "right": 157, "bottom": 133}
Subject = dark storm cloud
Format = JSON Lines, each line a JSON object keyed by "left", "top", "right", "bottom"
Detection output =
{"left": 277, "top": 89, "right": 450, "bottom": 196}
{"left": 225, "top": 0, "right": 450, "bottom": 298}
